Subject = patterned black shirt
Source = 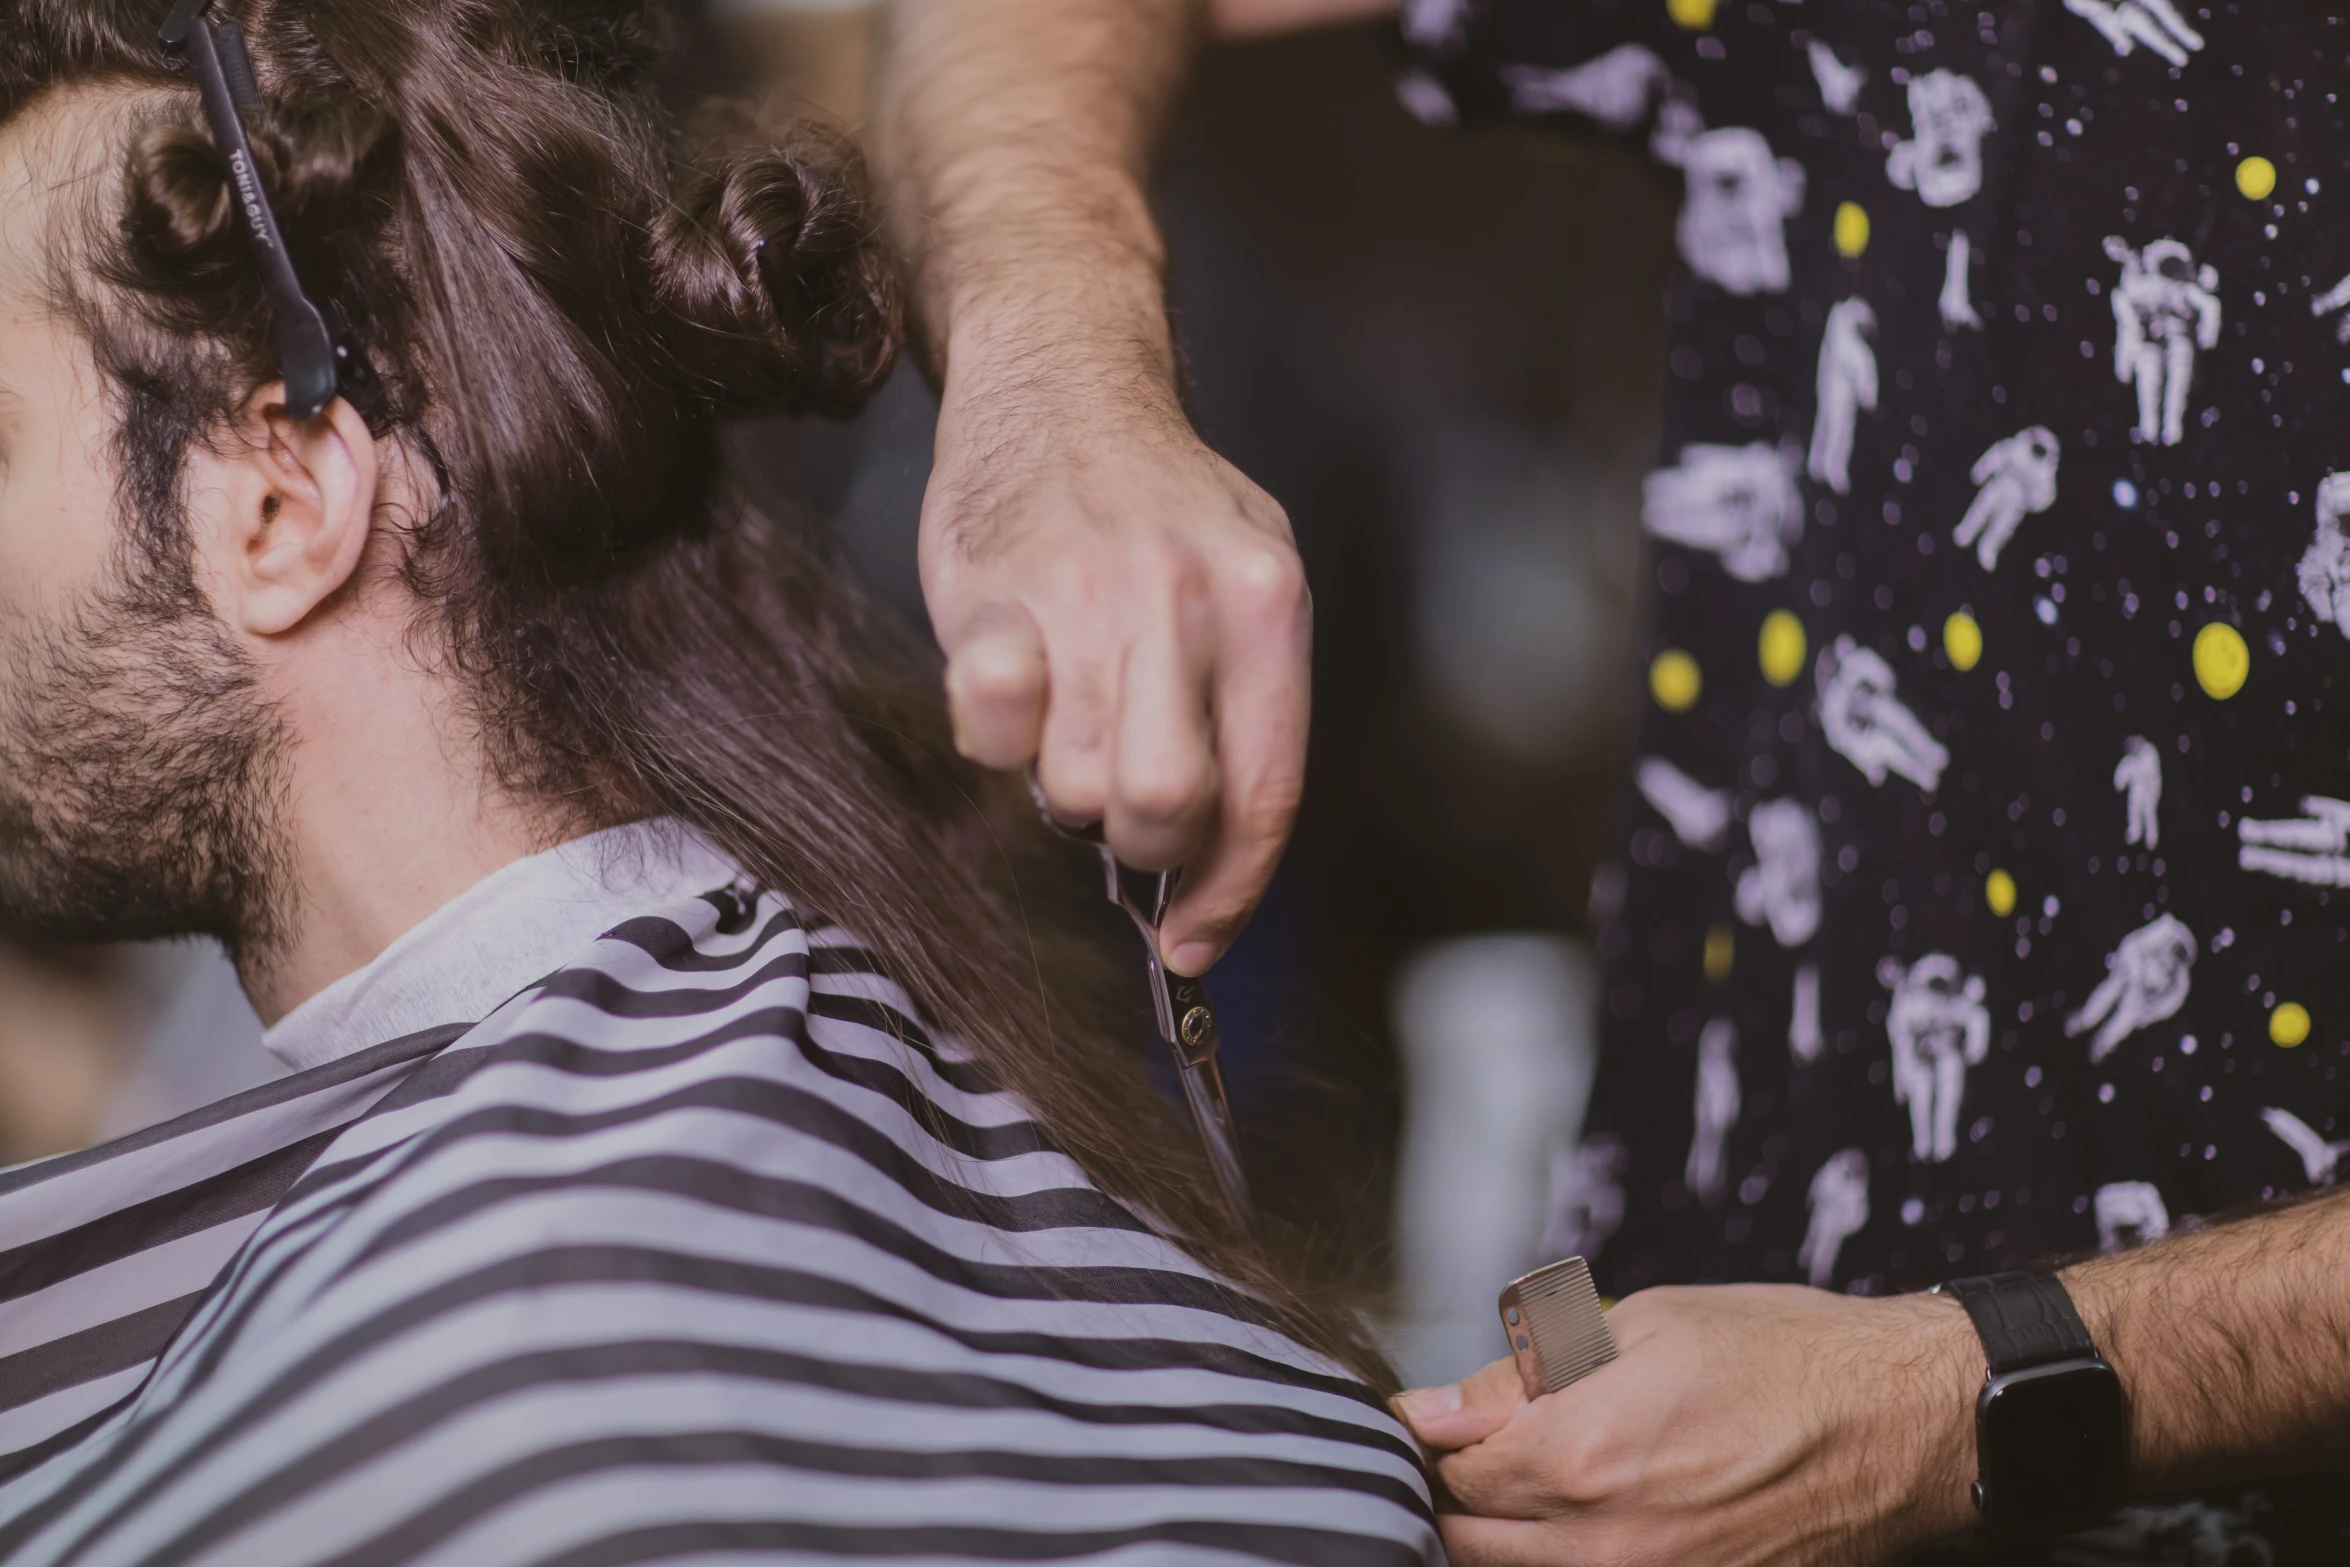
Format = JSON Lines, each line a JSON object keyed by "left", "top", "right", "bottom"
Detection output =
{"left": 1406, "top": 3, "right": 2348, "bottom": 1557}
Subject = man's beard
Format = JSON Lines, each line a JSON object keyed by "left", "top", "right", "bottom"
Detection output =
{"left": 0, "top": 542, "right": 289, "bottom": 973}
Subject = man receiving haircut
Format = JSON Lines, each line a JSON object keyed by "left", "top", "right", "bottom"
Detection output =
{"left": 875, "top": 0, "right": 2350, "bottom": 1560}
{"left": 0, "top": 3, "right": 1439, "bottom": 1561}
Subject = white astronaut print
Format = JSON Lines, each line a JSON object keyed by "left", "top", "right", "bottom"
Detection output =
{"left": 1952, "top": 427, "right": 2059, "bottom": 570}
{"left": 2104, "top": 236, "right": 2221, "bottom": 448}
{"left": 2114, "top": 736, "right": 2162, "bottom": 850}
{"left": 2260, "top": 1108, "right": 2350, "bottom": 1187}
{"left": 1939, "top": 231, "right": 1983, "bottom": 332}
{"left": 2066, "top": 914, "right": 2196, "bottom": 1063}
{"left": 1499, "top": 44, "right": 1668, "bottom": 131}
{"left": 1393, "top": 71, "right": 1459, "bottom": 128}
{"left": 1635, "top": 756, "right": 1731, "bottom": 850}
{"left": 1880, "top": 955, "right": 1990, "bottom": 1164}
{"left": 1885, "top": 71, "right": 1994, "bottom": 209}
{"left": 2238, "top": 796, "right": 2350, "bottom": 888}
{"left": 1735, "top": 797, "right": 1822, "bottom": 947}
{"left": 1798, "top": 1149, "right": 1871, "bottom": 1289}
{"left": 1789, "top": 963, "right": 1825, "bottom": 1064}
{"left": 1806, "top": 40, "right": 1865, "bottom": 116}
{"left": 1541, "top": 1136, "right": 1629, "bottom": 1262}
{"left": 2315, "top": 273, "right": 2350, "bottom": 344}
{"left": 2294, "top": 472, "right": 2350, "bottom": 640}
{"left": 1807, "top": 299, "right": 1879, "bottom": 496}
{"left": 2064, "top": 0, "right": 2206, "bottom": 68}
{"left": 1397, "top": 0, "right": 1471, "bottom": 49}
{"left": 1685, "top": 1018, "right": 1739, "bottom": 1204}
{"left": 1641, "top": 441, "right": 1804, "bottom": 582}
{"left": 2094, "top": 1181, "right": 2170, "bottom": 1252}
{"left": 1816, "top": 637, "right": 1950, "bottom": 792}
{"left": 1653, "top": 122, "right": 1805, "bottom": 297}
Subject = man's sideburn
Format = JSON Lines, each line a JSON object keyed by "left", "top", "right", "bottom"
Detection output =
{"left": 0, "top": 519, "right": 288, "bottom": 959}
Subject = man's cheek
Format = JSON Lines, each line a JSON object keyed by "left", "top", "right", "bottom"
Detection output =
{"left": 16, "top": 434, "right": 133, "bottom": 617}
{"left": 0, "top": 498, "right": 104, "bottom": 629}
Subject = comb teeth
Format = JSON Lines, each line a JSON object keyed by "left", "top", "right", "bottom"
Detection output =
{"left": 1499, "top": 1257, "right": 1617, "bottom": 1399}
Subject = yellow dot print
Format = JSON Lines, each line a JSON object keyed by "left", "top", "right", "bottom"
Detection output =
{"left": 1759, "top": 610, "right": 1807, "bottom": 687}
{"left": 1666, "top": 0, "right": 1717, "bottom": 28}
{"left": 1985, "top": 869, "right": 2017, "bottom": 918}
{"left": 1834, "top": 202, "right": 1871, "bottom": 259}
{"left": 2192, "top": 622, "right": 2250, "bottom": 699}
{"left": 2236, "top": 156, "right": 2278, "bottom": 201}
{"left": 1943, "top": 611, "right": 1983, "bottom": 672}
{"left": 2272, "top": 1003, "right": 2312, "bottom": 1048}
{"left": 1704, "top": 925, "right": 1735, "bottom": 982}
{"left": 1651, "top": 649, "right": 1703, "bottom": 712}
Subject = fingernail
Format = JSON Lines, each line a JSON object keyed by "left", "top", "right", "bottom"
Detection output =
{"left": 1393, "top": 1384, "right": 1462, "bottom": 1426}
{"left": 1168, "top": 942, "right": 1219, "bottom": 976}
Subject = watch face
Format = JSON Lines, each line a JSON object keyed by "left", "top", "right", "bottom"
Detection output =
{"left": 1978, "top": 1360, "right": 2129, "bottom": 1533}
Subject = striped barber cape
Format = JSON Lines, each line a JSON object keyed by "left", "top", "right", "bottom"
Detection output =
{"left": 0, "top": 824, "right": 1439, "bottom": 1565}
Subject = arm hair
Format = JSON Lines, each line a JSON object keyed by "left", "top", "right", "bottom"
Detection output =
{"left": 872, "top": 0, "right": 1398, "bottom": 394}
{"left": 872, "top": 0, "right": 1201, "bottom": 398}
{"left": 2064, "top": 1189, "right": 2350, "bottom": 1490}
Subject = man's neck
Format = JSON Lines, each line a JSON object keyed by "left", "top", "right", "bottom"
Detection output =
{"left": 237, "top": 610, "right": 570, "bottom": 1027}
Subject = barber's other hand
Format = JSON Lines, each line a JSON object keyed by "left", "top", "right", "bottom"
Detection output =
{"left": 1395, "top": 1285, "right": 1981, "bottom": 1567}
{"left": 921, "top": 380, "right": 1308, "bottom": 976}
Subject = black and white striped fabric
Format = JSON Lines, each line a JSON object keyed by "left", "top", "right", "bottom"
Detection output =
{"left": 0, "top": 847, "right": 1437, "bottom": 1563}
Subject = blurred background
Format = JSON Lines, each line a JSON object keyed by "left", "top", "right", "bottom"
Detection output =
{"left": 0, "top": 1, "right": 1671, "bottom": 1390}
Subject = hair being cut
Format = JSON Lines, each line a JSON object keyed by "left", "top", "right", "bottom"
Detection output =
{"left": 3, "top": 0, "right": 1385, "bottom": 1384}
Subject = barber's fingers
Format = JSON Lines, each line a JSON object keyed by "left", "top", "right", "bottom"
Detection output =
{"left": 1101, "top": 588, "right": 1219, "bottom": 873}
{"left": 1436, "top": 1375, "right": 1629, "bottom": 1525}
{"left": 1437, "top": 1514, "right": 1590, "bottom": 1567}
{"left": 1436, "top": 1422, "right": 1582, "bottom": 1524}
{"left": 1395, "top": 1357, "right": 1526, "bottom": 1453}
{"left": 1030, "top": 612, "right": 1118, "bottom": 827}
{"left": 942, "top": 603, "right": 1049, "bottom": 771}
{"left": 1158, "top": 547, "right": 1309, "bottom": 974}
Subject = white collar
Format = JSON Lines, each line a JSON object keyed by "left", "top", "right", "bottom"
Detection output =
{"left": 262, "top": 819, "right": 740, "bottom": 1072}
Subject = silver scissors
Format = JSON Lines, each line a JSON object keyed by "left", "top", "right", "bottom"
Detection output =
{"left": 1030, "top": 776, "right": 1257, "bottom": 1235}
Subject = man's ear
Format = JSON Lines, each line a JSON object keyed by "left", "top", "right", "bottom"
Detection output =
{"left": 196, "top": 385, "right": 380, "bottom": 638}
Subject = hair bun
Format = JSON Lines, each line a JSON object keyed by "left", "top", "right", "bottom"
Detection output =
{"left": 656, "top": 111, "right": 902, "bottom": 420}
{"left": 118, "top": 93, "right": 398, "bottom": 374}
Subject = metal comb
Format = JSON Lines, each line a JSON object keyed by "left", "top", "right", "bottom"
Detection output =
{"left": 1498, "top": 1256, "right": 1617, "bottom": 1399}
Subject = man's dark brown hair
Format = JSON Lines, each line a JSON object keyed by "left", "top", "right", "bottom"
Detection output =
{"left": 1, "top": 0, "right": 1385, "bottom": 1384}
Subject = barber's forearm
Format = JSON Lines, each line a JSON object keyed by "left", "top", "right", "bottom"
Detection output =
{"left": 872, "top": 0, "right": 1202, "bottom": 417}
{"left": 2061, "top": 1190, "right": 2350, "bottom": 1491}
{"left": 867, "top": 0, "right": 1316, "bottom": 969}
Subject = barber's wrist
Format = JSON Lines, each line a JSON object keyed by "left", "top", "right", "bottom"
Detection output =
{"left": 944, "top": 308, "right": 1182, "bottom": 420}
{"left": 2052, "top": 1264, "right": 2118, "bottom": 1368}
{"left": 936, "top": 232, "right": 1181, "bottom": 403}
{"left": 1886, "top": 1290, "right": 1991, "bottom": 1542}
{"left": 2054, "top": 1264, "right": 2155, "bottom": 1481}
{"left": 935, "top": 320, "right": 1192, "bottom": 478}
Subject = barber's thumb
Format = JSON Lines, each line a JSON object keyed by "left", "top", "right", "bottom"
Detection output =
{"left": 943, "top": 607, "right": 1048, "bottom": 769}
{"left": 1392, "top": 1358, "right": 1525, "bottom": 1452}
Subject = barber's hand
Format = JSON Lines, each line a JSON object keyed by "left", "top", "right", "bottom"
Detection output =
{"left": 1396, "top": 1285, "right": 1982, "bottom": 1566}
{"left": 920, "top": 380, "right": 1309, "bottom": 976}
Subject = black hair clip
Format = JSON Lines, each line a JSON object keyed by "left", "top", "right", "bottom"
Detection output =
{"left": 159, "top": 0, "right": 382, "bottom": 423}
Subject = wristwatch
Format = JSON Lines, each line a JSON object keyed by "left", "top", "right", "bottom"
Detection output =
{"left": 1934, "top": 1272, "right": 2130, "bottom": 1536}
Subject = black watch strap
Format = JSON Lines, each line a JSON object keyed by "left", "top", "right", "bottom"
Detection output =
{"left": 1937, "top": 1272, "right": 2099, "bottom": 1372}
